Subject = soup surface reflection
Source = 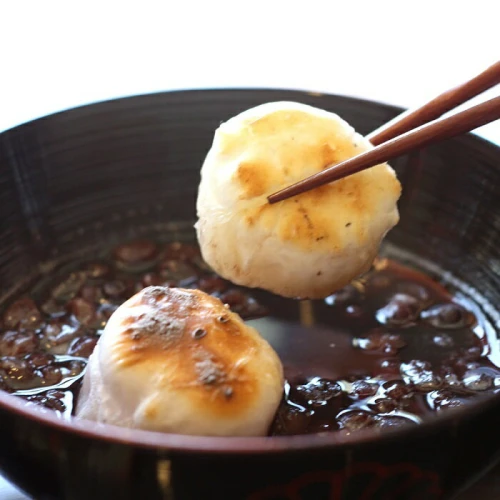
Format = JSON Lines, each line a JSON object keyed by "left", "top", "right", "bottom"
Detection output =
{"left": 0, "top": 239, "right": 498, "bottom": 436}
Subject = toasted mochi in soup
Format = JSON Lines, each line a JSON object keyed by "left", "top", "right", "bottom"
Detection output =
{"left": 196, "top": 101, "right": 401, "bottom": 299}
{"left": 76, "top": 286, "right": 283, "bottom": 436}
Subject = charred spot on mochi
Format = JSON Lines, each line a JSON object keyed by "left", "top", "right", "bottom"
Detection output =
{"left": 320, "top": 143, "right": 338, "bottom": 166}
{"left": 141, "top": 286, "right": 168, "bottom": 304}
{"left": 192, "top": 328, "right": 207, "bottom": 340}
{"left": 298, "top": 206, "right": 313, "bottom": 230}
{"left": 195, "top": 358, "right": 226, "bottom": 386}
{"left": 131, "top": 287, "right": 193, "bottom": 348}
{"left": 245, "top": 215, "right": 256, "bottom": 227}
{"left": 346, "top": 222, "right": 352, "bottom": 227}
{"left": 136, "top": 314, "right": 184, "bottom": 337}
{"left": 127, "top": 328, "right": 142, "bottom": 340}
{"left": 235, "top": 161, "right": 271, "bottom": 198}
{"left": 317, "top": 271, "right": 322, "bottom": 276}
{"left": 123, "top": 317, "right": 136, "bottom": 327}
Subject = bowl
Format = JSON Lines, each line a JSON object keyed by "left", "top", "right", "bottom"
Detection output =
{"left": 0, "top": 89, "right": 499, "bottom": 500}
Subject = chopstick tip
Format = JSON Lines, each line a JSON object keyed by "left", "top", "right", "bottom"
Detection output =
{"left": 267, "top": 193, "right": 281, "bottom": 204}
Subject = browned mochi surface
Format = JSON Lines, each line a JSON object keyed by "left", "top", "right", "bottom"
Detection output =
{"left": 231, "top": 112, "right": 398, "bottom": 252}
{"left": 196, "top": 101, "right": 401, "bottom": 299}
{"left": 116, "top": 287, "right": 260, "bottom": 414}
{"left": 76, "top": 286, "right": 284, "bottom": 436}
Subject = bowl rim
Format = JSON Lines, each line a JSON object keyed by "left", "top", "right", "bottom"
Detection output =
{"left": 2, "top": 373, "right": 499, "bottom": 454}
{"left": 0, "top": 87, "right": 499, "bottom": 454}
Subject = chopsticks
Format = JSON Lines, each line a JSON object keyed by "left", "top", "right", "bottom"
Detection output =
{"left": 368, "top": 60, "right": 500, "bottom": 145}
{"left": 268, "top": 62, "right": 500, "bottom": 204}
{"left": 269, "top": 96, "right": 500, "bottom": 202}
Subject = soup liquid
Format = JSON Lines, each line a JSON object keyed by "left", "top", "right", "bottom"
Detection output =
{"left": 0, "top": 240, "right": 498, "bottom": 435}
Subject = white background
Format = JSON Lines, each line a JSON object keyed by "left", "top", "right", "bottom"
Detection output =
{"left": 0, "top": 2, "right": 499, "bottom": 498}
{"left": 0, "top": 1, "right": 499, "bottom": 141}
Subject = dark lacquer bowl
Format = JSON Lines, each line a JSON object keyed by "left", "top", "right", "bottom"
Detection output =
{"left": 0, "top": 90, "right": 499, "bottom": 500}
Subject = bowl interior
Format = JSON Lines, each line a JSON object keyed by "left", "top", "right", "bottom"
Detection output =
{"left": 0, "top": 89, "right": 499, "bottom": 452}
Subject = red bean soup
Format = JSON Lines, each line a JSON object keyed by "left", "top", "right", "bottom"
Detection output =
{"left": 1, "top": 238, "right": 498, "bottom": 437}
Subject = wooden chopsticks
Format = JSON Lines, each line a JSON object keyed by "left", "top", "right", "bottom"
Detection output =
{"left": 368, "top": 60, "right": 500, "bottom": 145}
{"left": 269, "top": 96, "right": 500, "bottom": 203}
{"left": 268, "top": 61, "right": 500, "bottom": 204}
